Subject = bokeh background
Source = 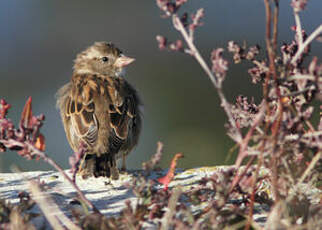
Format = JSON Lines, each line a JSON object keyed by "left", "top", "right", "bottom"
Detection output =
{"left": 0, "top": 1, "right": 321, "bottom": 172}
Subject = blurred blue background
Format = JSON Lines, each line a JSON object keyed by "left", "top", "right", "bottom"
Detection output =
{"left": 0, "top": 1, "right": 321, "bottom": 172}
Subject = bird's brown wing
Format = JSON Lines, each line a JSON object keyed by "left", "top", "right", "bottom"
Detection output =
{"left": 65, "top": 75, "right": 99, "bottom": 148}
{"left": 106, "top": 78, "right": 140, "bottom": 154}
{"left": 64, "top": 75, "right": 140, "bottom": 154}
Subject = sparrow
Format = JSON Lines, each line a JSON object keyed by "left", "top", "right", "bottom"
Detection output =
{"left": 56, "top": 42, "right": 142, "bottom": 179}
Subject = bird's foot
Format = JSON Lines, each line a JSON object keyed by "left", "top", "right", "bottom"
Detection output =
{"left": 110, "top": 165, "right": 119, "bottom": 180}
{"left": 78, "top": 155, "right": 96, "bottom": 179}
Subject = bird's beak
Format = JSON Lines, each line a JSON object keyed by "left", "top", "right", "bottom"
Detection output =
{"left": 114, "top": 55, "right": 135, "bottom": 68}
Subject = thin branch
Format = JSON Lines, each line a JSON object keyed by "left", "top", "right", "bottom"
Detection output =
{"left": 160, "top": 188, "right": 182, "bottom": 230}
{"left": 172, "top": 14, "right": 242, "bottom": 142}
{"left": 263, "top": 0, "right": 272, "bottom": 106}
{"left": 234, "top": 103, "right": 266, "bottom": 169}
{"left": 297, "top": 151, "right": 321, "bottom": 185}
{"left": 264, "top": 1, "right": 282, "bottom": 202}
{"left": 272, "top": 0, "right": 279, "bottom": 51}
{"left": 287, "top": 74, "right": 322, "bottom": 81}
{"left": 269, "top": 85, "right": 315, "bottom": 101}
{"left": 230, "top": 103, "right": 266, "bottom": 192}
{"left": 285, "top": 130, "right": 322, "bottom": 141}
{"left": 246, "top": 159, "right": 262, "bottom": 230}
{"left": 291, "top": 24, "right": 322, "bottom": 65}
{"left": 172, "top": 15, "right": 217, "bottom": 87}
{"left": 253, "top": 60, "right": 269, "bottom": 72}
{"left": 294, "top": 11, "right": 303, "bottom": 47}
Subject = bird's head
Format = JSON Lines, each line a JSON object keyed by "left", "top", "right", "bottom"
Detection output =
{"left": 73, "top": 41, "right": 135, "bottom": 77}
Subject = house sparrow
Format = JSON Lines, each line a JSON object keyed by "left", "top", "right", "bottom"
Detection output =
{"left": 56, "top": 42, "right": 142, "bottom": 179}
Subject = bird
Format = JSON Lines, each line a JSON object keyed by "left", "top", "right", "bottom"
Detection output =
{"left": 56, "top": 41, "right": 142, "bottom": 179}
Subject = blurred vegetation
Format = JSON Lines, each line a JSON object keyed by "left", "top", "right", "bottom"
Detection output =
{"left": 0, "top": 0, "right": 321, "bottom": 172}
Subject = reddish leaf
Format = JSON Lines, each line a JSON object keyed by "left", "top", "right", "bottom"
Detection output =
{"left": 20, "top": 97, "right": 33, "bottom": 129}
{"left": 157, "top": 153, "right": 184, "bottom": 190}
{"left": 35, "top": 133, "right": 46, "bottom": 151}
{"left": 0, "top": 99, "right": 11, "bottom": 119}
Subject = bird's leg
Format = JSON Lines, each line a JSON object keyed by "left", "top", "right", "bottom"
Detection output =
{"left": 78, "top": 154, "right": 96, "bottom": 179}
{"left": 93, "top": 154, "right": 109, "bottom": 177}
{"left": 121, "top": 153, "right": 127, "bottom": 172}
{"left": 109, "top": 157, "right": 119, "bottom": 180}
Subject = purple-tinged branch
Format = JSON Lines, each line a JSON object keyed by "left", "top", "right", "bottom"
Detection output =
{"left": 171, "top": 13, "right": 242, "bottom": 142}
{"left": 293, "top": 10, "right": 303, "bottom": 47}
{"left": 291, "top": 24, "right": 322, "bottom": 65}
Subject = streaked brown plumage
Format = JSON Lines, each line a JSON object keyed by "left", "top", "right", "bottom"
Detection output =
{"left": 56, "top": 42, "right": 142, "bottom": 179}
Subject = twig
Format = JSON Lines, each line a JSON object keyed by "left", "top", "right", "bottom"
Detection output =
{"left": 264, "top": 0, "right": 283, "bottom": 202}
{"left": 160, "top": 187, "right": 182, "bottom": 230}
{"left": 253, "top": 60, "right": 269, "bottom": 72}
{"left": 287, "top": 74, "right": 322, "bottom": 81}
{"left": 230, "top": 103, "right": 266, "bottom": 192}
{"left": 172, "top": 14, "right": 242, "bottom": 142}
{"left": 272, "top": 0, "right": 279, "bottom": 51}
{"left": 229, "top": 155, "right": 256, "bottom": 194}
{"left": 285, "top": 130, "right": 322, "bottom": 141}
{"left": 263, "top": 0, "right": 272, "bottom": 108}
{"left": 297, "top": 151, "right": 321, "bottom": 185}
{"left": 172, "top": 15, "right": 217, "bottom": 87}
{"left": 293, "top": 10, "right": 303, "bottom": 47}
{"left": 291, "top": 24, "right": 322, "bottom": 65}
{"left": 268, "top": 85, "right": 316, "bottom": 102}
{"left": 245, "top": 162, "right": 261, "bottom": 230}
{"left": 235, "top": 103, "right": 266, "bottom": 169}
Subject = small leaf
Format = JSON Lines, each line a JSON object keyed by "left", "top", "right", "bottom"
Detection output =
{"left": 35, "top": 133, "right": 46, "bottom": 151}
{"left": 0, "top": 99, "right": 11, "bottom": 119}
{"left": 20, "top": 97, "right": 33, "bottom": 129}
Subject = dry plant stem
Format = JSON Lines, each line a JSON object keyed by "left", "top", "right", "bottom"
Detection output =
{"left": 281, "top": 158, "right": 296, "bottom": 184}
{"left": 172, "top": 14, "right": 242, "bottom": 142}
{"left": 264, "top": 0, "right": 282, "bottom": 120}
{"left": 235, "top": 104, "right": 266, "bottom": 169}
{"left": 230, "top": 155, "right": 256, "bottom": 193}
{"left": 245, "top": 152, "right": 264, "bottom": 230}
{"left": 264, "top": 0, "right": 281, "bottom": 202}
{"left": 263, "top": 0, "right": 272, "bottom": 103}
{"left": 231, "top": 104, "right": 266, "bottom": 194}
{"left": 282, "top": 86, "right": 315, "bottom": 98}
{"left": 288, "top": 73, "right": 322, "bottom": 81}
{"left": 291, "top": 24, "right": 322, "bottom": 65}
{"left": 24, "top": 142, "right": 99, "bottom": 213}
{"left": 172, "top": 15, "right": 216, "bottom": 86}
{"left": 29, "top": 180, "right": 81, "bottom": 230}
{"left": 285, "top": 131, "right": 322, "bottom": 140}
{"left": 294, "top": 10, "right": 303, "bottom": 46}
{"left": 264, "top": 0, "right": 282, "bottom": 113}
{"left": 272, "top": 0, "right": 279, "bottom": 51}
{"left": 283, "top": 152, "right": 322, "bottom": 215}
{"left": 160, "top": 188, "right": 182, "bottom": 230}
{"left": 304, "top": 120, "right": 315, "bottom": 132}
{"left": 297, "top": 151, "right": 321, "bottom": 185}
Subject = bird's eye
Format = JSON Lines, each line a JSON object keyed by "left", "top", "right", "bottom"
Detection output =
{"left": 102, "top": 57, "right": 109, "bottom": 62}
